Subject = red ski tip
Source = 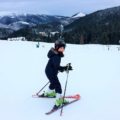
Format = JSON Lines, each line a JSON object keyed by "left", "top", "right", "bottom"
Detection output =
{"left": 75, "top": 94, "right": 80, "bottom": 100}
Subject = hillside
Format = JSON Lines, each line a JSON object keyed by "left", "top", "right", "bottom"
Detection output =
{"left": 0, "top": 13, "right": 77, "bottom": 39}
{"left": 0, "top": 40, "right": 120, "bottom": 120}
{"left": 64, "top": 6, "right": 120, "bottom": 44}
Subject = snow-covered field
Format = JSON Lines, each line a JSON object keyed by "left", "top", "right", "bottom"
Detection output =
{"left": 0, "top": 40, "right": 120, "bottom": 120}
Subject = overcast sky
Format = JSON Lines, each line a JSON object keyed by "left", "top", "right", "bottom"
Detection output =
{"left": 0, "top": 0, "right": 120, "bottom": 16}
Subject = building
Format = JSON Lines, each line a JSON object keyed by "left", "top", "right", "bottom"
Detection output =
{"left": 7, "top": 37, "right": 26, "bottom": 41}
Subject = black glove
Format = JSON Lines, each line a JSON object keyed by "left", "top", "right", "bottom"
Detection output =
{"left": 64, "top": 63, "right": 73, "bottom": 71}
{"left": 59, "top": 63, "right": 73, "bottom": 72}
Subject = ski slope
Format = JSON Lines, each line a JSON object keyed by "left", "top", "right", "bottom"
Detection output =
{"left": 0, "top": 40, "right": 120, "bottom": 120}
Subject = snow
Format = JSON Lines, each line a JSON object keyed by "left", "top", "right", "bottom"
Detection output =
{"left": 0, "top": 23, "right": 9, "bottom": 28}
{"left": 17, "top": 21, "right": 30, "bottom": 25}
{"left": 0, "top": 40, "right": 120, "bottom": 120}
{"left": 72, "top": 12, "right": 86, "bottom": 18}
{"left": 8, "top": 21, "right": 30, "bottom": 30}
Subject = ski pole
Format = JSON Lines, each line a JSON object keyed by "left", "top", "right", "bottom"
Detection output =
{"left": 36, "top": 81, "right": 49, "bottom": 95}
{"left": 60, "top": 64, "right": 70, "bottom": 116}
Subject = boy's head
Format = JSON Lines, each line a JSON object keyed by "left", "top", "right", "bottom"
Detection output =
{"left": 54, "top": 39, "right": 66, "bottom": 53}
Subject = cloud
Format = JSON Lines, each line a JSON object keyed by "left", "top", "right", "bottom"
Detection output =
{"left": 0, "top": 0, "right": 120, "bottom": 16}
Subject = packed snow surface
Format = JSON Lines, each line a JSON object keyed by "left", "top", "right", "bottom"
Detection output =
{"left": 0, "top": 40, "right": 120, "bottom": 120}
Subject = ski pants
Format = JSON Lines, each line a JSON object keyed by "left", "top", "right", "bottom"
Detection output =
{"left": 46, "top": 74, "right": 62, "bottom": 94}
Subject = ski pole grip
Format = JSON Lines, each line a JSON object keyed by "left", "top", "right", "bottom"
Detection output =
{"left": 66, "top": 63, "right": 71, "bottom": 73}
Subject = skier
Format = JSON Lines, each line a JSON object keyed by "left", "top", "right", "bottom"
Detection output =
{"left": 41, "top": 39, "right": 73, "bottom": 108}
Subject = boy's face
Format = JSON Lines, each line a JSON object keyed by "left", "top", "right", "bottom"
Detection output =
{"left": 58, "top": 47, "right": 65, "bottom": 53}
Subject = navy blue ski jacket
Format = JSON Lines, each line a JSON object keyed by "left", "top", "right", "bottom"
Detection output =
{"left": 45, "top": 48, "right": 64, "bottom": 79}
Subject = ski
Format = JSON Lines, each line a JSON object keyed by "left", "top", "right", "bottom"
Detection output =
{"left": 32, "top": 94, "right": 80, "bottom": 99}
{"left": 45, "top": 99, "right": 79, "bottom": 115}
{"left": 32, "top": 94, "right": 55, "bottom": 98}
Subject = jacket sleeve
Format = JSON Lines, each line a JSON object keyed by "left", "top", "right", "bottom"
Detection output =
{"left": 58, "top": 66, "right": 66, "bottom": 72}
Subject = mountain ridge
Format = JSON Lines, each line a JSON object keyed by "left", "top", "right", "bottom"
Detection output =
{"left": 64, "top": 6, "right": 120, "bottom": 44}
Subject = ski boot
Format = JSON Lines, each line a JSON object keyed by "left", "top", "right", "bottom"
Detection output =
{"left": 40, "top": 91, "right": 56, "bottom": 98}
{"left": 53, "top": 97, "right": 69, "bottom": 109}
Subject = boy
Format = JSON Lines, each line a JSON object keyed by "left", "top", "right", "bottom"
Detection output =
{"left": 41, "top": 39, "right": 72, "bottom": 108}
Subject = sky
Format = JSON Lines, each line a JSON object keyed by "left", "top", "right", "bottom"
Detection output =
{"left": 0, "top": 0, "right": 120, "bottom": 16}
